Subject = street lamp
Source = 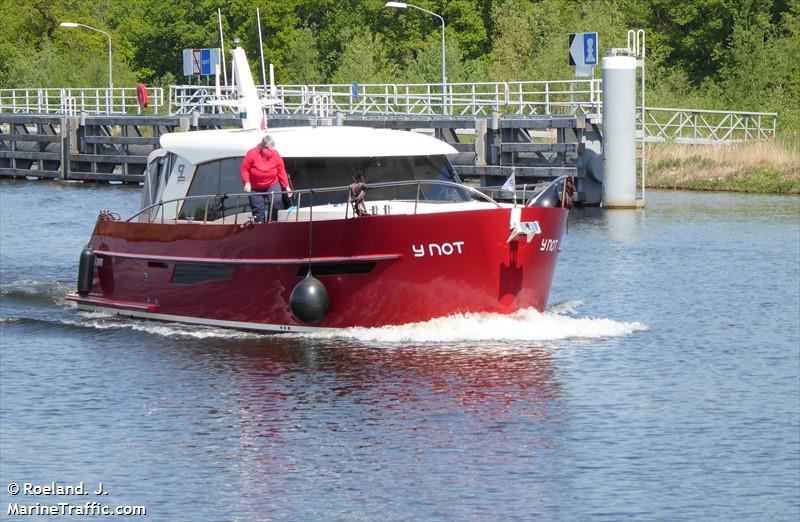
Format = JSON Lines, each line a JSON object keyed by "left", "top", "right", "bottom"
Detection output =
{"left": 385, "top": 2, "right": 447, "bottom": 114}
{"left": 60, "top": 22, "right": 113, "bottom": 111}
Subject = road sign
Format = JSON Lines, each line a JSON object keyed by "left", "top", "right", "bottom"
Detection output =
{"left": 568, "top": 33, "right": 598, "bottom": 67}
{"left": 182, "top": 48, "right": 221, "bottom": 77}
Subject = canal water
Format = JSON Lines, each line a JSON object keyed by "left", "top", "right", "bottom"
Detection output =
{"left": 1, "top": 180, "right": 798, "bottom": 521}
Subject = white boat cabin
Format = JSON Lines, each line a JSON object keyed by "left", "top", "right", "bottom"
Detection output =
{"left": 140, "top": 125, "right": 501, "bottom": 223}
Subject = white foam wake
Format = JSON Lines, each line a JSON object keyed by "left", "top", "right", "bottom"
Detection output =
{"left": 70, "top": 312, "right": 262, "bottom": 339}
{"left": 60, "top": 302, "right": 647, "bottom": 344}
{"left": 305, "top": 301, "right": 648, "bottom": 344}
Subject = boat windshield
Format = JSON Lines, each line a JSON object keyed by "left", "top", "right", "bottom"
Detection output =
{"left": 286, "top": 155, "right": 469, "bottom": 206}
{"left": 175, "top": 154, "right": 470, "bottom": 220}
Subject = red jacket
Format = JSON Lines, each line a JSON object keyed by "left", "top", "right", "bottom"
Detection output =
{"left": 240, "top": 146, "right": 289, "bottom": 190}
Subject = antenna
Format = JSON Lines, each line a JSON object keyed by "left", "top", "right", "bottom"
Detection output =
{"left": 269, "top": 64, "right": 276, "bottom": 98}
{"left": 256, "top": 8, "right": 268, "bottom": 88}
{"left": 231, "top": 38, "right": 239, "bottom": 91}
{"left": 217, "top": 8, "right": 228, "bottom": 87}
{"left": 269, "top": 63, "right": 276, "bottom": 98}
{"left": 214, "top": 64, "right": 221, "bottom": 114}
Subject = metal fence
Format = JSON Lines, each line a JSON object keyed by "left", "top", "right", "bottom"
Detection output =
{"left": 1, "top": 81, "right": 778, "bottom": 144}
{"left": 166, "top": 79, "right": 603, "bottom": 117}
{"left": 0, "top": 87, "right": 164, "bottom": 115}
{"left": 641, "top": 107, "right": 777, "bottom": 143}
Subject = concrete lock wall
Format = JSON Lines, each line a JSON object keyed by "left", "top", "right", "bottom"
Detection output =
{"left": 601, "top": 55, "right": 637, "bottom": 208}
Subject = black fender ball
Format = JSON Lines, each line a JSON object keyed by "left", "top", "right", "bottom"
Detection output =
{"left": 289, "top": 274, "right": 330, "bottom": 324}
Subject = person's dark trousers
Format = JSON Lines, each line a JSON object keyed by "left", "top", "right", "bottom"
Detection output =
{"left": 249, "top": 182, "right": 283, "bottom": 223}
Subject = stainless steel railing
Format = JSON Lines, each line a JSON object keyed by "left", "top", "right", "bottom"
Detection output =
{"left": 126, "top": 179, "right": 502, "bottom": 224}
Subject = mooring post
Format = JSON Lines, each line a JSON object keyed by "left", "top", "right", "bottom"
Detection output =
{"left": 59, "top": 117, "right": 68, "bottom": 180}
{"left": 601, "top": 54, "right": 640, "bottom": 208}
{"left": 60, "top": 115, "right": 80, "bottom": 181}
{"left": 474, "top": 118, "right": 488, "bottom": 167}
{"left": 69, "top": 116, "right": 80, "bottom": 155}
{"left": 490, "top": 110, "right": 501, "bottom": 166}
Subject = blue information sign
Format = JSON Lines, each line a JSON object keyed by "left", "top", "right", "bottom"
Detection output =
{"left": 583, "top": 33, "right": 597, "bottom": 65}
{"left": 182, "top": 48, "right": 221, "bottom": 77}
{"left": 200, "top": 49, "right": 211, "bottom": 75}
{"left": 569, "top": 33, "right": 598, "bottom": 66}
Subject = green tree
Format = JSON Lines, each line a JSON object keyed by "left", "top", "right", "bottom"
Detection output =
{"left": 404, "top": 33, "right": 469, "bottom": 83}
{"left": 332, "top": 29, "right": 398, "bottom": 84}
{"left": 281, "top": 27, "right": 324, "bottom": 85}
{"left": 488, "top": 0, "right": 535, "bottom": 81}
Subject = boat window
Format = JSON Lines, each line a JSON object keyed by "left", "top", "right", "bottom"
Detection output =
{"left": 141, "top": 155, "right": 163, "bottom": 209}
{"left": 171, "top": 264, "right": 235, "bottom": 285}
{"left": 285, "top": 155, "right": 469, "bottom": 206}
{"left": 141, "top": 151, "right": 173, "bottom": 221}
{"left": 162, "top": 152, "right": 175, "bottom": 184}
{"left": 219, "top": 157, "right": 246, "bottom": 194}
{"left": 177, "top": 154, "right": 469, "bottom": 217}
{"left": 297, "top": 263, "right": 376, "bottom": 276}
{"left": 178, "top": 157, "right": 248, "bottom": 220}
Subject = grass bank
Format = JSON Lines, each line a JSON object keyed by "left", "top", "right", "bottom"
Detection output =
{"left": 645, "top": 138, "right": 800, "bottom": 194}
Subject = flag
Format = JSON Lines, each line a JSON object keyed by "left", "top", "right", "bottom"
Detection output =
{"left": 501, "top": 170, "right": 515, "bottom": 192}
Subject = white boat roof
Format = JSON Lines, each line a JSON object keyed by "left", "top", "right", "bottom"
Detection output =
{"left": 159, "top": 126, "right": 458, "bottom": 164}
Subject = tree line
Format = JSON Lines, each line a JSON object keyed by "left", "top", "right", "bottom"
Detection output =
{"left": 1, "top": 0, "right": 798, "bottom": 130}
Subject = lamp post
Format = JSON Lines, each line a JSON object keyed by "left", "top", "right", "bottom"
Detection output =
{"left": 385, "top": 2, "right": 446, "bottom": 114}
{"left": 60, "top": 22, "right": 113, "bottom": 112}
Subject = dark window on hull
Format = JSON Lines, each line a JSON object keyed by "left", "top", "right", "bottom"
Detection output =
{"left": 171, "top": 264, "right": 235, "bottom": 285}
{"left": 297, "top": 263, "right": 376, "bottom": 277}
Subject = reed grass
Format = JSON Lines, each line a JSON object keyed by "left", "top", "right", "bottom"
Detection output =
{"left": 645, "top": 137, "right": 800, "bottom": 194}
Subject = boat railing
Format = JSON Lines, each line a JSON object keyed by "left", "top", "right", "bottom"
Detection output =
{"left": 127, "top": 179, "right": 502, "bottom": 224}
{"left": 479, "top": 182, "right": 548, "bottom": 203}
{"left": 525, "top": 175, "right": 572, "bottom": 207}
{"left": 476, "top": 176, "right": 572, "bottom": 207}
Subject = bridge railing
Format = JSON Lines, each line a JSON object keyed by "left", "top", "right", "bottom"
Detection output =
{"left": 641, "top": 107, "right": 777, "bottom": 143}
{"left": 0, "top": 87, "right": 164, "bottom": 115}
{"left": 2, "top": 82, "right": 778, "bottom": 143}
{"left": 507, "top": 80, "right": 602, "bottom": 116}
{"left": 167, "top": 85, "right": 230, "bottom": 115}
{"left": 167, "top": 79, "right": 602, "bottom": 117}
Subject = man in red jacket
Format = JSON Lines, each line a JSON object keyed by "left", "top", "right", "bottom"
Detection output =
{"left": 240, "top": 135, "right": 292, "bottom": 223}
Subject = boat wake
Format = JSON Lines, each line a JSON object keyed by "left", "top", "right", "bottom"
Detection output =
{"left": 70, "top": 312, "right": 264, "bottom": 339}
{"left": 3, "top": 289, "right": 646, "bottom": 344}
{"left": 0, "top": 280, "right": 74, "bottom": 306}
{"left": 303, "top": 300, "right": 648, "bottom": 344}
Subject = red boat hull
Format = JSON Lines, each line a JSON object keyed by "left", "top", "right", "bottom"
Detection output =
{"left": 68, "top": 207, "right": 568, "bottom": 331}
